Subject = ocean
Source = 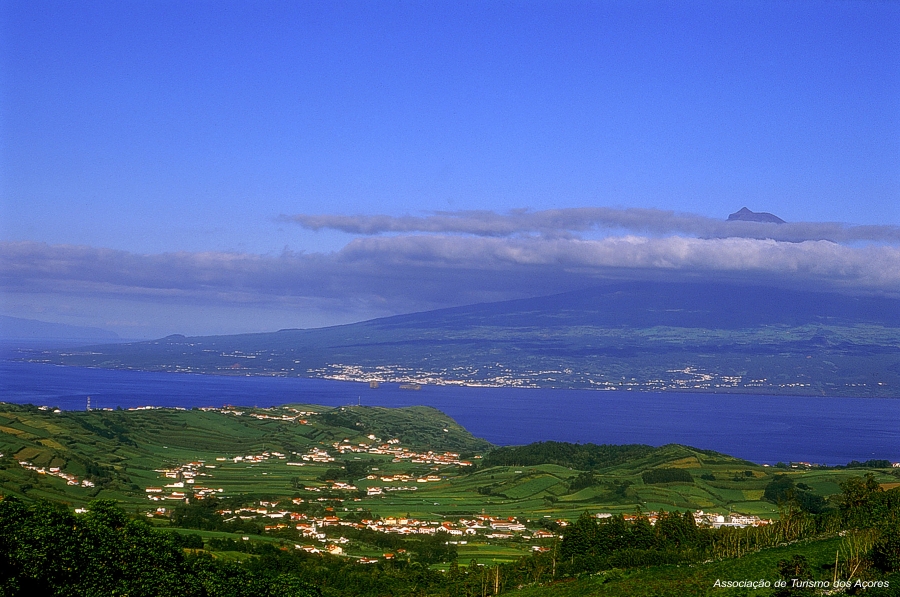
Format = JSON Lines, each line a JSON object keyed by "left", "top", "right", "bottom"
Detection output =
{"left": 1, "top": 356, "right": 898, "bottom": 466}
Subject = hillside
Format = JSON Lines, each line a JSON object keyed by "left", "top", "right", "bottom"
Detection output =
{"left": 1, "top": 401, "right": 893, "bottom": 518}
{"left": 21, "top": 281, "right": 900, "bottom": 397}
{"left": 2, "top": 402, "right": 899, "bottom": 596}
{"left": 0, "top": 402, "right": 490, "bottom": 506}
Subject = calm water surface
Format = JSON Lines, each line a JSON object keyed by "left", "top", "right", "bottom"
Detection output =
{"left": 1, "top": 358, "right": 898, "bottom": 465}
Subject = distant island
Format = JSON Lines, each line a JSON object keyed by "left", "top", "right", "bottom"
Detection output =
{"left": 18, "top": 280, "right": 900, "bottom": 397}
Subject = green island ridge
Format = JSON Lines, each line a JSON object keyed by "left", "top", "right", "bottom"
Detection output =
{"left": 23, "top": 282, "right": 900, "bottom": 398}
{"left": 1, "top": 402, "right": 898, "bottom": 596}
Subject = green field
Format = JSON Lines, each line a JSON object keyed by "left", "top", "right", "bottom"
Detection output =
{"left": 2, "top": 401, "right": 896, "bottom": 520}
{"left": 2, "top": 401, "right": 899, "bottom": 596}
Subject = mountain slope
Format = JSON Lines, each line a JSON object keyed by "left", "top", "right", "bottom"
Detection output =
{"left": 0, "top": 315, "right": 120, "bottom": 341}
{"left": 23, "top": 281, "right": 900, "bottom": 396}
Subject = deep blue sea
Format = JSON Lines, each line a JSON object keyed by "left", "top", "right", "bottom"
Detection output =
{"left": 2, "top": 355, "right": 898, "bottom": 466}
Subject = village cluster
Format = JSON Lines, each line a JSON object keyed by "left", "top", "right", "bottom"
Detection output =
{"left": 144, "top": 492, "right": 774, "bottom": 563}
{"left": 15, "top": 460, "right": 94, "bottom": 487}
{"left": 605, "top": 510, "right": 771, "bottom": 529}
{"left": 244, "top": 506, "right": 551, "bottom": 540}
{"left": 142, "top": 436, "right": 475, "bottom": 502}
{"left": 139, "top": 447, "right": 775, "bottom": 566}
{"left": 211, "top": 501, "right": 559, "bottom": 559}
{"left": 145, "top": 459, "right": 224, "bottom": 501}
{"left": 330, "top": 437, "right": 474, "bottom": 467}
{"left": 198, "top": 405, "right": 318, "bottom": 424}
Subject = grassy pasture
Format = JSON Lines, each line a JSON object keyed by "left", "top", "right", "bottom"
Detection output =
{"left": 507, "top": 536, "right": 853, "bottom": 597}
{"left": 454, "top": 542, "right": 534, "bottom": 565}
{"left": 502, "top": 474, "right": 566, "bottom": 499}
{"left": 1, "top": 400, "right": 898, "bottom": 549}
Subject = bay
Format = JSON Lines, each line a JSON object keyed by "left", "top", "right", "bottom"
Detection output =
{"left": 1, "top": 357, "right": 898, "bottom": 466}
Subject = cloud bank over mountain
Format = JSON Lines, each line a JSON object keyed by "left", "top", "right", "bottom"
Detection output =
{"left": 3, "top": 206, "right": 899, "bottom": 336}
{"left": 0, "top": 207, "right": 900, "bottom": 335}
{"left": 285, "top": 208, "right": 900, "bottom": 244}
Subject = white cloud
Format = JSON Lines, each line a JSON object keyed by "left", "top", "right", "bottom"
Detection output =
{"left": 3, "top": 233, "right": 898, "bottom": 316}
{"left": 285, "top": 207, "right": 900, "bottom": 244}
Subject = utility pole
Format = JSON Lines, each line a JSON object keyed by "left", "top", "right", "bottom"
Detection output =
{"left": 833, "top": 550, "right": 839, "bottom": 586}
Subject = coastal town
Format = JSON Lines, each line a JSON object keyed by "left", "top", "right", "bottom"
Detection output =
{"left": 314, "top": 362, "right": 777, "bottom": 392}
{"left": 46, "top": 340, "right": 892, "bottom": 396}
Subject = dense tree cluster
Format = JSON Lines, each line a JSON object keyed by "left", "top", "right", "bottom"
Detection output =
{"left": 872, "top": 532, "right": 900, "bottom": 573}
{"left": 482, "top": 441, "right": 654, "bottom": 469}
{"left": 0, "top": 497, "right": 320, "bottom": 597}
{"left": 640, "top": 468, "right": 693, "bottom": 485}
{"left": 558, "top": 510, "right": 706, "bottom": 574}
{"left": 0, "top": 498, "right": 501, "bottom": 596}
{"left": 839, "top": 474, "right": 900, "bottom": 534}
{"left": 763, "top": 475, "right": 829, "bottom": 514}
{"left": 170, "top": 499, "right": 265, "bottom": 535}
{"left": 567, "top": 470, "right": 597, "bottom": 491}
{"left": 317, "top": 459, "right": 370, "bottom": 484}
{"left": 846, "top": 460, "right": 894, "bottom": 469}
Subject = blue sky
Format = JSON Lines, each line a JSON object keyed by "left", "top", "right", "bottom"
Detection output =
{"left": 1, "top": 1, "right": 899, "bottom": 338}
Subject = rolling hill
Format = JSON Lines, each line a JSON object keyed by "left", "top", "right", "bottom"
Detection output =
{"left": 2, "top": 401, "right": 899, "bottom": 597}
